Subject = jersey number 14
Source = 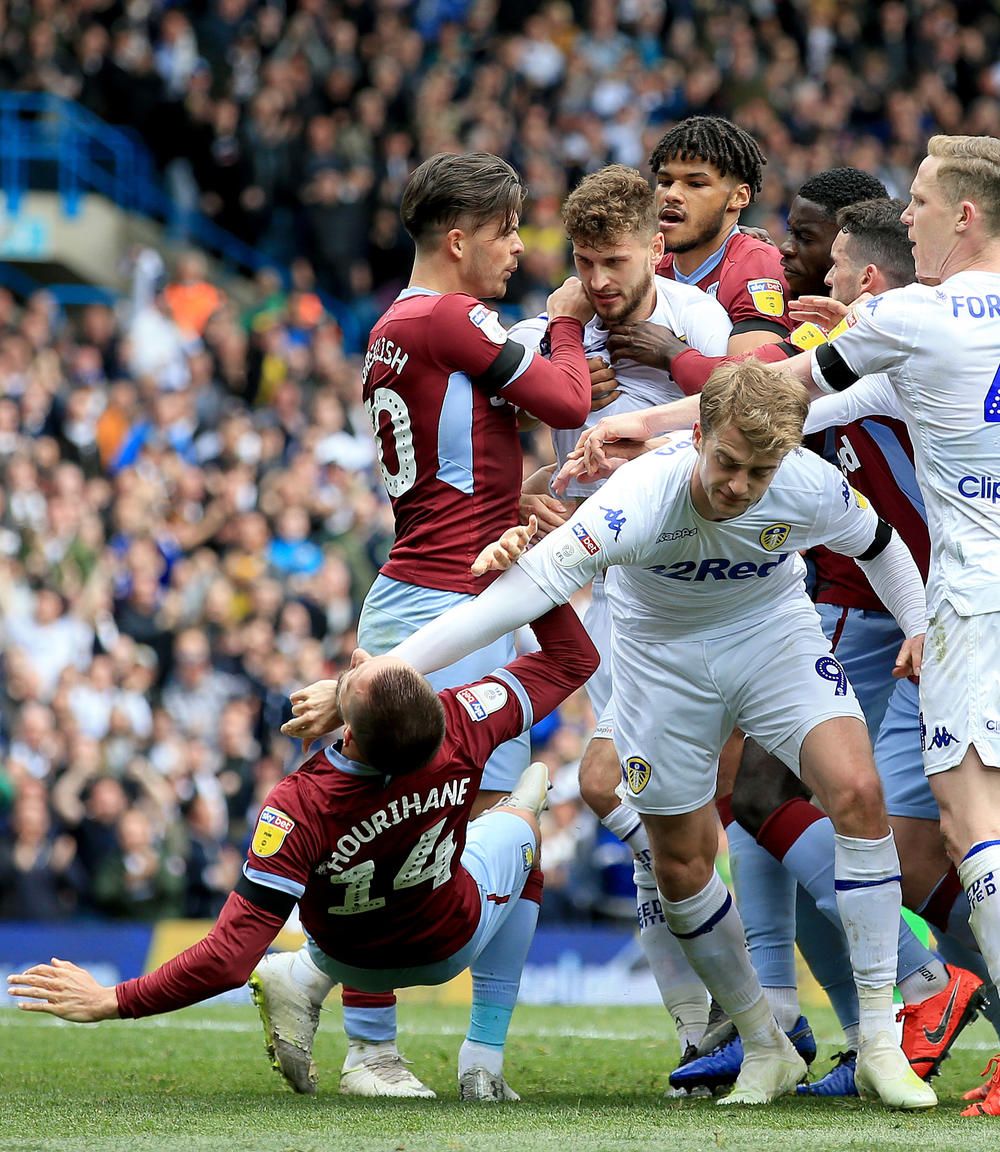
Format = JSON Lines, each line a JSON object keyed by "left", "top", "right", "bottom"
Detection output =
{"left": 326, "top": 816, "right": 457, "bottom": 916}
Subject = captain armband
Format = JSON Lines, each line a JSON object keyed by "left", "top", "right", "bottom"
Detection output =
{"left": 812, "top": 343, "right": 861, "bottom": 394}
{"left": 856, "top": 516, "right": 893, "bottom": 562}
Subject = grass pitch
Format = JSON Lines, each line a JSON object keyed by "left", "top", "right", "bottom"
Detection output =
{"left": 2, "top": 1002, "right": 997, "bottom": 1152}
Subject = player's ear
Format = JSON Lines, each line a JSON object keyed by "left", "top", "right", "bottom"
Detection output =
{"left": 692, "top": 421, "right": 704, "bottom": 450}
{"left": 859, "top": 263, "right": 879, "bottom": 294}
{"left": 729, "top": 182, "right": 751, "bottom": 213}
{"left": 650, "top": 229, "right": 664, "bottom": 263}
{"left": 444, "top": 227, "right": 465, "bottom": 260}
{"left": 350, "top": 647, "right": 372, "bottom": 669}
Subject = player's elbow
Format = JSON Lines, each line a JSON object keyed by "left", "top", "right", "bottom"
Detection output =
{"left": 543, "top": 389, "right": 592, "bottom": 429}
{"left": 576, "top": 634, "right": 601, "bottom": 683}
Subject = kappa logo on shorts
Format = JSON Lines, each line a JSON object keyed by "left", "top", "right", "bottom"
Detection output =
{"left": 747, "top": 278, "right": 785, "bottom": 317}
{"left": 815, "top": 656, "right": 848, "bottom": 696}
{"left": 919, "top": 711, "right": 958, "bottom": 752}
{"left": 253, "top": 806, "right": 296, "bottom": 858}
{"left": 759, "top": 523, "right": 790, "bottom": 551}
{"left": 623, "top": 756, "right": 652, "bottom": 795}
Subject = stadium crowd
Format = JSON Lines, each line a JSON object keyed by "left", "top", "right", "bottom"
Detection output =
{"left": 2, "top": 0, "right": 1000, "bottom": 926}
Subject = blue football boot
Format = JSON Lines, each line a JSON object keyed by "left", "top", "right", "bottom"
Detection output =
{"left": 796, "top": 1050, "right": 858, "bottom": 1097}
{"left": 668, "top": 1015, "right": 817, "bottom": 1094}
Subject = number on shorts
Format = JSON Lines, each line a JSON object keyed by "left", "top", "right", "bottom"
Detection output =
{"left": 367, "top": 386, "right": 417, "bottom": 496}
{"left": 325, "top": 818, "right": 457, "bottom": 916}
{"left": 985, "top": 362, "right": 1000, "bottom": 423}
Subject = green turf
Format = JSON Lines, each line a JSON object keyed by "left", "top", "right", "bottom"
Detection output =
{"left": 2, "top": 1003, "right": 997, "bottom": 1151}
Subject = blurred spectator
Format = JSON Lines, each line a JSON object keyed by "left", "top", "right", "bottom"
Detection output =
{"left": 0, "top": 784, "right": 83, "bottom": 920}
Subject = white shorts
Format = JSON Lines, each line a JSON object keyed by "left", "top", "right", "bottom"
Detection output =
{"left": 359, "top": 574, "right": 529, "bottom": 791}
{"left": 583, "top": 572, "right": 614, "bottom": 739}
{"left": 919, "top": 602, "right": 1000, "bottom": 776}
{"left": 614, "top": 601, "right": 865, "bottom": 816}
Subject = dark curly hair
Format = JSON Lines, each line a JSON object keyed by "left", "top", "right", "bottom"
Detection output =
{"left": 648, "top": 116, "right": 767, "bottom": 200}
{"left": 797, "top": 168, "right": 889, "bottom": 219}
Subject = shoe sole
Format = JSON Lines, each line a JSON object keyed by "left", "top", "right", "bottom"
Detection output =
{"left": 248, "top": 973, "right": 317, "bottom": 1095}
{"left": 910, "top": 985, "right": 988, "bottom": 1080}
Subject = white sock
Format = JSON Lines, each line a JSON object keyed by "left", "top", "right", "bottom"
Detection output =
{"left": 843, "top": 1023, "right": 860, "bottom": 1051}
{"left": 601, "top": 802, "right": 645, "bottom": 846}
{"left": 661, "top": 872, "right": 763, "bottom": 1023}
{"left": 897, "top": 958, "right": 949, "bottom": 1005}
{"left": 633, "top": 837, "right": 708, "bottom": 1048}
{"left": 731, "top": 994, "right": 786, "bottom": 1052}
{"left": 959, "top": 840, "right": 1000, "bottom": 988}
{"left": 291, "top": 946, "right": 336, "bottom": 1007}
{"left": 834, "top": 831, "right": 901, "bottom": 1040}
{"left": 459, "top": 1039, "right": 503, "bottom": 1077}
{"left": 764, "top": 986, "right": 801, "bottom": 1032}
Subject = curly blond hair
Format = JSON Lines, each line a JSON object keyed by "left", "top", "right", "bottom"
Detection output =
{"left": 561, "top": 165, "right": 658, "bottom": 249}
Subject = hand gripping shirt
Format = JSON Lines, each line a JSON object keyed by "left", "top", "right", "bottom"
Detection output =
{"left": 511, "top": 277, "right": 731, "bottom": 498}
{"left": 814, "top": 273, "right": 1000, "bottom": 617}
{"left": 518, "top": 434, "right": 886, "bottom": 643}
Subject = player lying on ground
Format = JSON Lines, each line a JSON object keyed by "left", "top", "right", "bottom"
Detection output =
{"left": 7, "top": 522, "right": 599, "bottom": 1104}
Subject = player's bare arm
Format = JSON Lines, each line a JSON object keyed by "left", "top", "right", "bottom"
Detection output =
{"left": 520, "top": 467, "right": 568, "bottom": 537}
{"left": 8, "top": 958, "right": 120, "bottom": 1022}
{"left": 471, "top": 515, "right": 538, "bottom": 576}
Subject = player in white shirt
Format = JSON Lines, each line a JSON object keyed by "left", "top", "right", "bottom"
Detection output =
{"left": 786, "top": 134, "right": 1000, "bottom": 1117}
{"left": 514, "top": 166, "right": 732, "bottom": 1064}
{"left": 381, "top": 360, "right": 935, "bottom": 1110}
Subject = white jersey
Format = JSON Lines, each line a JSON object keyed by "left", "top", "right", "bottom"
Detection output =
{"left": 816, "top": 272, "right": 1000, "bottom": 617}
{"left": 804, "top": 372, "right": 902, "bottom": 434}
{"left": 511, "top": 277, "right": 731, "bottom": 497}
{"left": 518, "top": 434, "right": 883, "bottom": 642}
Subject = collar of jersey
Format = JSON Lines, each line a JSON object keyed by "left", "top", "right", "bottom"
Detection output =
{"left": 670, "top": 225, "right": 739, "bottom": 286}
{"left": 396, "top": 286, "right": 441, "bottom": 300}
{"left": 323, "top": 741, "right": 383, "bottom": 777}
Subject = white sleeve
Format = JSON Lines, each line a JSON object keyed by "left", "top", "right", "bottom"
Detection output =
{"left": 808, "top": 454, "right": 883, "bottom": 556}
{"left": 813, "top": 287, "right": 917, "bottom": 387}
{"left": 507, "top": 315, "right": 549, "bottom": 353}
{"left": 389, "top": 566, "right": 558, "bottom": 675}
{"left": 803, "top": 373, "right": 903, "bottom": 433}
{"left": 855, "top": 531, "right": 928, "bottom": 639}
{"left": 680, "top": 292, "right": 733, "bottom": 357}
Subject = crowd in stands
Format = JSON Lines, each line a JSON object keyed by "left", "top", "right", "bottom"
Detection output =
{"left": 1, "top": 0, "right": 998, "bottom": 923}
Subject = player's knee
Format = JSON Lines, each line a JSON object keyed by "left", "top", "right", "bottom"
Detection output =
{"left": 731, "top": 739, "right": 808, "bottom": 838}
{"left": 823, "top": 770, "right": 886, "bottom": 833}
{"left": 653, "top": 852, "right": 715, "bottom": 902}
{"left": 577, "top": 738, "right": 620, "bottom": 818}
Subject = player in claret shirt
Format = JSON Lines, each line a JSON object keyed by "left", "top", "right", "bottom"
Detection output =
{"left": 7, "top": 535, "right": 599, "bottom": 1106}
{"left": 347, "top": 151, "right": 592, "bottom": 1096}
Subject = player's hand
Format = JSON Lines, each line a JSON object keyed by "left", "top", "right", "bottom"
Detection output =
{"left": 607, "top": 321, "right": 686, "bottom": 368}
{"left": 588, "top": 357, "right": 620, "bottom": 411}
{"left": 787, "top": 295, "right": 849, "bottom": 332}
{"left": 546, "top": 277, "right": 594, "bottom": 326}
{"left": 552, "top": 452, "right": 629, "bottom": 494}
{"left": 573, "top": 410, "right": 657, "bottom": 473}
{"left": 520, "top": 492, "right": 567, "bottom": 537}
{"left": 471, "top": 516, "right": 537, "bottom": 575}
{"left": 739, "top": 224, "right": 777, "bottom": 247}
{"left": 893, "top": 634, "right": 924, "bottom": 680}
{"left": 282, "top": 679, "right": 342, "bottom": 755}
{"left": 7, "top": 959, "right": 120, "bottom": 1022}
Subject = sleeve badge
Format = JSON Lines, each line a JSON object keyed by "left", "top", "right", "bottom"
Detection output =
{"left": 252, "top": 806, "right": 296, "bottom": 858}
{"left": 747, "top": 278, "right": 785, "bottom": 317}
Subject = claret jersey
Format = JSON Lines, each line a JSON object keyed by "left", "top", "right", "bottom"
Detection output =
{"left": 657, "top": 228, "right": 793, "bottom": 337}
{"left": 518, "top": 435, "right": 886, "bottom": 642}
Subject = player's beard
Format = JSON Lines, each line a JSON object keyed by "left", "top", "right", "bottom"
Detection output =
{"left": 662, "top": 200, "right": 731, "bottom": 255}
{"left": 593, "top": 270, "right": 655, "bottom": 326}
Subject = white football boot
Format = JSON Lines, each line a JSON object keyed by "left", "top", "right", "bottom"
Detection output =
{"left": 249, "top": 952, "right": 321, "bottom": 1094}
{"left": 340, "top": 1044, "right": 436, "bottom": 1098}
{"left": 855, "top": 1031, "right": 938, "bottom": 1110}
{"left": 717, "top": 1035, "right": 807, "bottom": 1106}
{"left": 504, "top": 761, "right": 551, "bottom": 817}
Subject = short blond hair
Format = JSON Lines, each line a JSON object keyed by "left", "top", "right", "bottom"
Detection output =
{"left": 699, "top": 361, "right": 808, "bottom": 456}
{"left": 562, "top": 165, "right": 657, "bottom": 249}
{"left": 927, "top": 135, "right": 1000, "bottom": 233}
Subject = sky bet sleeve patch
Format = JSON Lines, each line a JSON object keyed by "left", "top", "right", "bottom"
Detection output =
{"left": 747, "top": 278, "right": 785, "bottom": 317}
{"left": 467, "top": 303, "right": 508, "bottom": 345}
{"left": 252, "top": 806, "right": 296, "bottom": 858}
{"left": 456, "top": 681, "right": 509, "bottom": 722}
